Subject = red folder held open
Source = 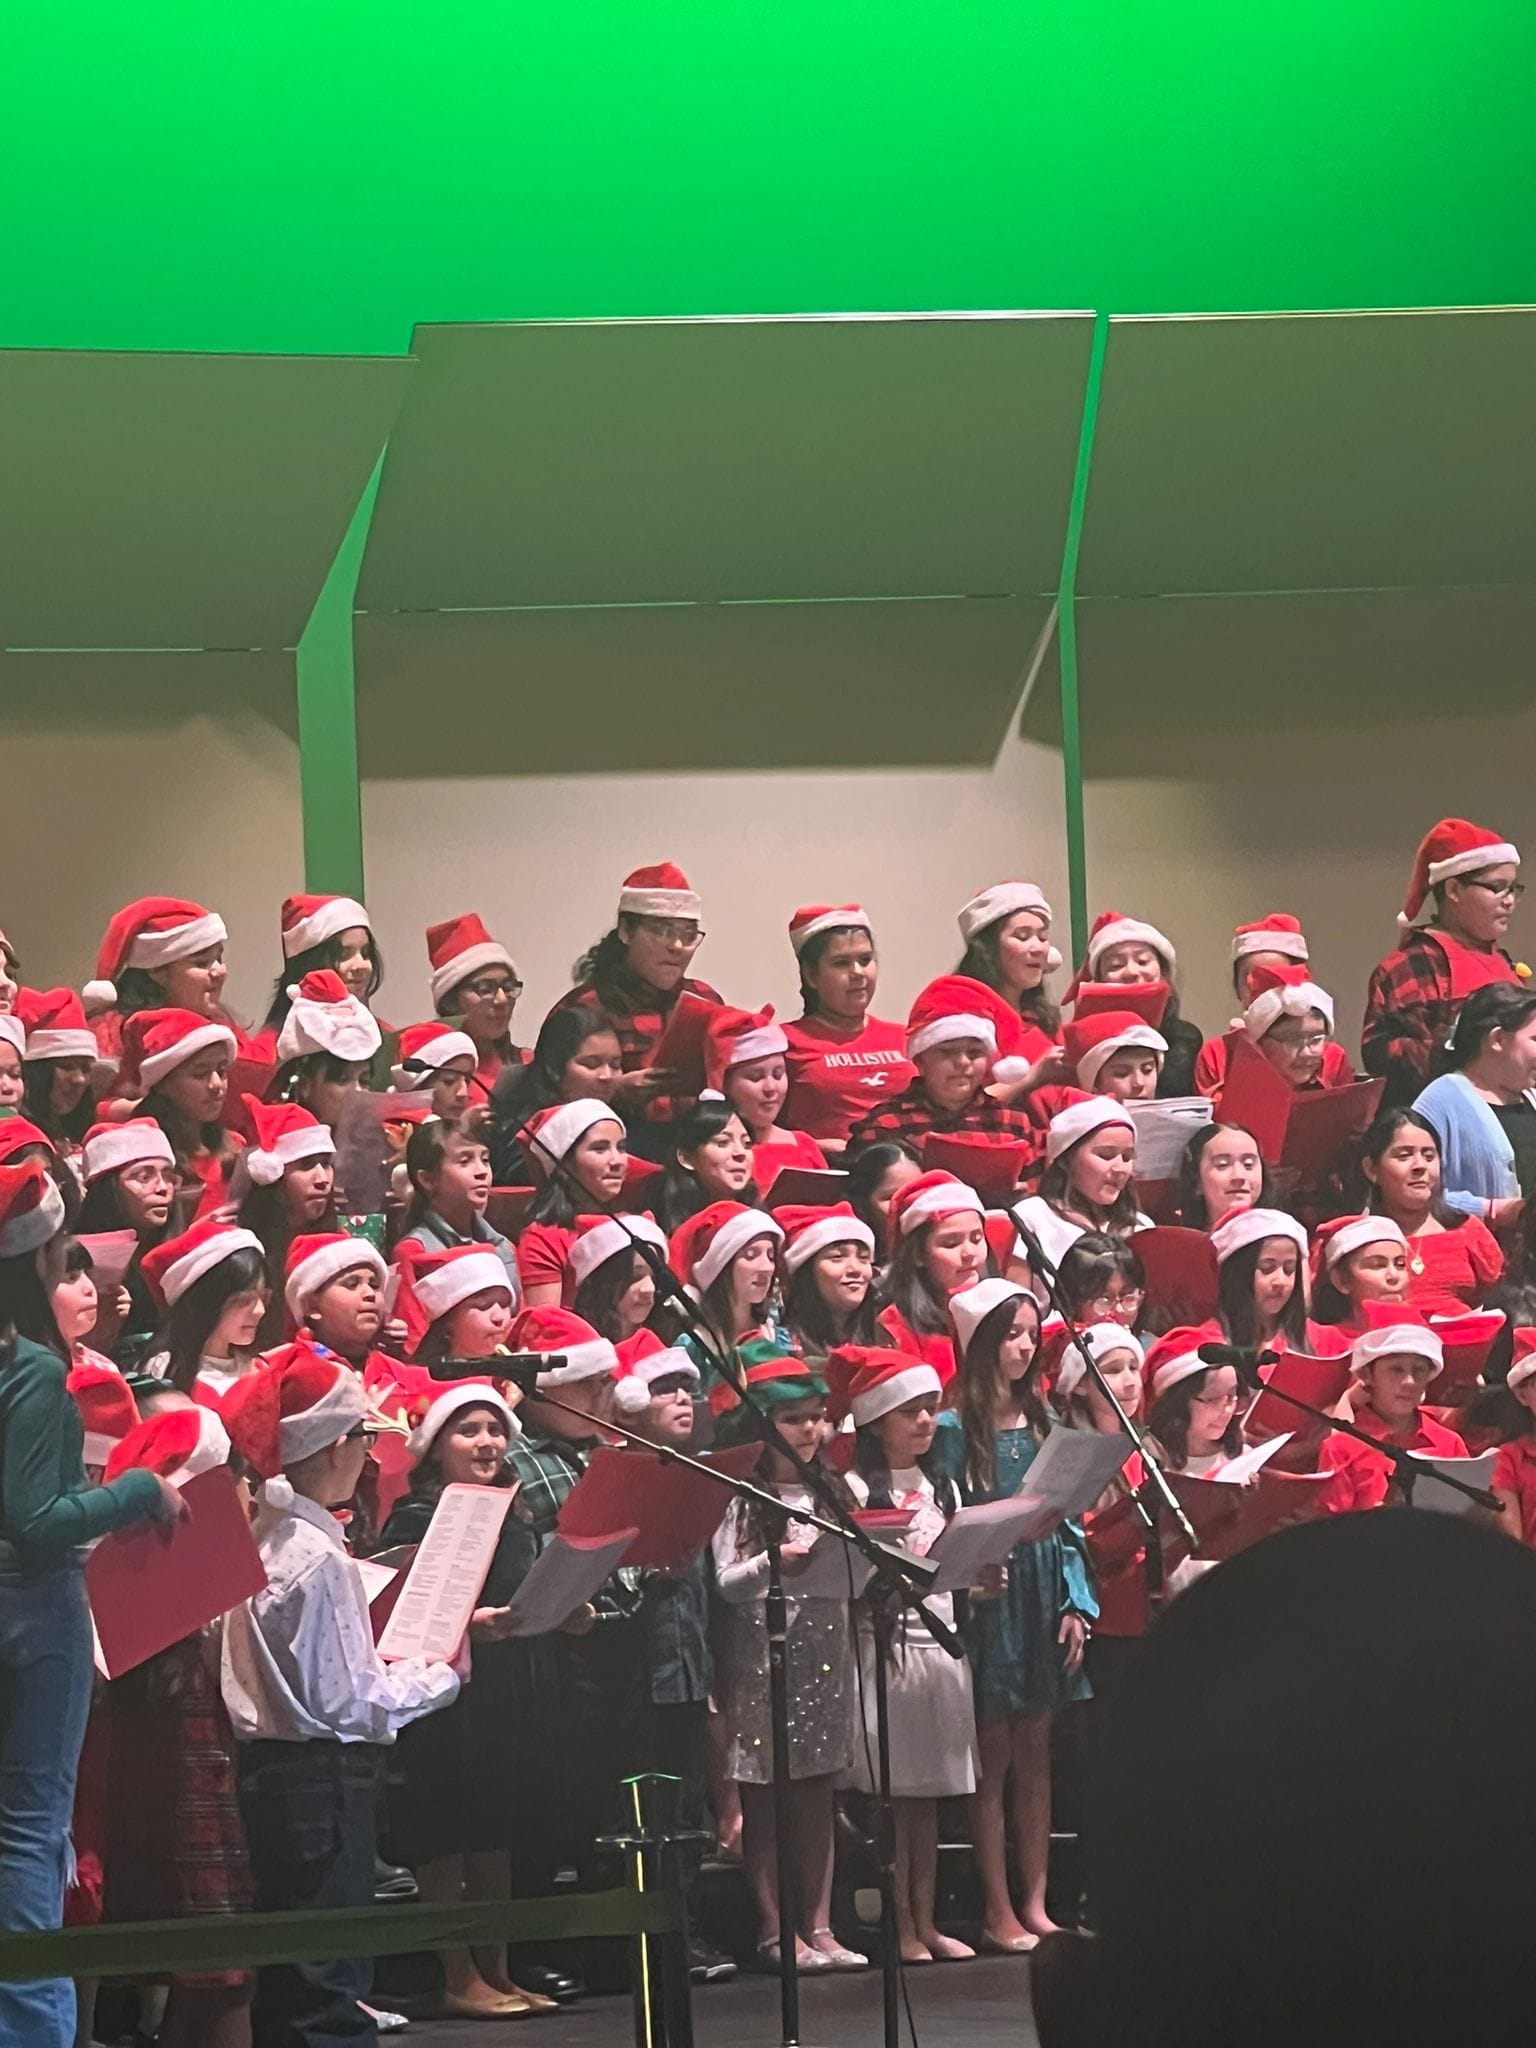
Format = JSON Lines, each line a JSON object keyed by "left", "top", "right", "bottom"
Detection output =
{"left": 1243, "top": 1349, "right": 1355, "bottom": 1442}
{"left": 762, "top": 1167, "right": 851, "bottom": 1211}
{"left": 1166, "top": 1468, "right": 1333, "bottom": 1564}
{"left": 1427, "top": 1309, "right": 1506, "bottom": 1402}
{"left": 1072, "top": 982, "right": 1170, "bottom": 1030}
{"left": 1128, "top": 1226, "right": 1219, "bottom": 1322}
{"left": 86, "top": 1466, "right": 268, "bottom": 1679}
{"left": 1213, "top": 1033, "right": 1383, "bottom": 1177}
{"left": 921, "top": 1134, "right": 1033, "bottom": 1207}
{"left": 558, "top": 1442, "right": 767, "bottom": 1572}
{"left": 648, "top": 992, "right": 724, "bottom": 1098}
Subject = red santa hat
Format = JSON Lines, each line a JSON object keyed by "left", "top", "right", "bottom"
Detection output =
{"left": 105, "top": 1402, "right": 231, "bottom": 1486}
{"left": 85, "top": 897, "right": 227, "bottom": 1015}
{"left": 17, "top": 987, "right": 101, "bottom": 1063}
{"left": 510, "top": 1304, "right": 620, "bottom": 1390}
{"left": 1054, "top": 1320, "right": 1143, "bottom": 1400}
{"left": 284, "top": 1230, "right": 389, "bottom": 1325}
{"left": 617, "top": 863, "right": 701, "bottom": 921}
{"left": 568, "top": 1212, "right": 667, "bottom": 1289}
{"left": 81, "top": 1116, "right": 176, "bottom": 1184}
{"left": 611, "top": 1327, "right": 700, "bottom": 1414}
{"left": 222, "top": 1347, "right": 369, "bottom": 1506}
{"left": 68, "top": 1361, "right": 140, "bottom": 1467}
{"left": 391, "top": 1021, "right": 478, "bottom": 1091}
{"left": 886, "top": 1171, "right": 985, "bottom": 1242}
{"left": 703, "top": 1005, "right": 788, "bottom": 1092}
{"left": 140, "top": 1221, "right": 265, "bottom": 1310}
{"left": 280, "top": 893, "right": 372, "bottom": 961}
{"left": 1084, "top": 910, "right": 1176, "bottom": 979}
{"left": 1231, "top": 913, "right": 1309, "bottom": 965}
{"left": 1400, "top": 818, "right": 1519, "bottom": 930}
{"left": 519, "top": 1098, "right": 626, "bottom": 1180}
{"left": 0, "top": 1118, "right": 53, "bottom": 1166}
{"left": 905, "top": 976, "right": 999, "bottom": 1063}
{"left": 1144, "top": 1323, "right": 1223, "bottom": 1401}
{"left": 406, "top": 1380, "right": 518, "bottom": 1463}
{"left": 0, "top": 1014, "right": 22, "bottom": 1062}
{"left": 956, "top": 881, "right": 1063, "bottom": 971}
{"left": 948, "top": 1276, "right": 1029, "bottom": 1359}
{"left": 1045, "top": 1096, "right": 1136, "bottom": 1164}
{"left": 787, "top": 904, "right": 873, "bottom": 955}
{"left": 668, "top": 1201, "right": 784, "bottom": 1294}
{"left": 275, "top": 970, "right": 382, "bottom": 1065}
{"left": 1241, "top": 965, "right": 1335, "bottom": 1043}
{"left": 408, "top": 1246, "right": 515, "bottom": 1330}
{"left": 1349, "top": 1300, "right": 1444, "bottom": 1380}
{"left": 1311, "top": 1212, "right": 1406, "bottom": 1279}
{"left": 426, "top": 912, "right": 518, "bottom": 1007}
{"left": 242, "top": 1097, "right": 335, "bottom": 1188}
{"left": 1209, "top": 1205, "right": 1309, "bottom": 1265}
{"left": 0, "top": 1157, "right": 66, "bottom": 1257}
{"left": 825, "top": 1345, "right": 942, "bottom": 1430}
{"left": 1506, "top": 1327, "right": 1536, "bottom": 1393}
{"left": 777, "top": 1202, "right": 877, "bottom": 1275}
{"left": 115, "top": 1007, "right": 237, "bottom": 1094}
{"left": 1062, "top": 1011, "right": 1168, "bottom": 1093}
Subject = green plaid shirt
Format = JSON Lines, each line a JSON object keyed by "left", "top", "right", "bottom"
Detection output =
{"left": 507, "top": 1427, "right": 644, "bottom": 1621}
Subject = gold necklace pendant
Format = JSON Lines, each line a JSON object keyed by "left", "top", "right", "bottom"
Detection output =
{"left": 1410, "top": 1251, "right": 1426, "bottom": 1275}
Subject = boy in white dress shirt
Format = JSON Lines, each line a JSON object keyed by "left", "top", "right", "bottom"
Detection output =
{"left": 222, "top": 1348, "right": 461, "bottom": 2048}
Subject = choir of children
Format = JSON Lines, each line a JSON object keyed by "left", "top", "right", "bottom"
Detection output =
{"left": 2, "top": 814, "right": 1533, "bottom": 2047}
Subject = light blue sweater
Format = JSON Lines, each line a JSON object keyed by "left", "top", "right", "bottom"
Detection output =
{"left": 1412, "top": 1072, "right": 1531, "bottom": 1218}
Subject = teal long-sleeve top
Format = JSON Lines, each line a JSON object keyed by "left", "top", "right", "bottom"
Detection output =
{"left": 0, "top": 1337, "right": 161, "bottom": 1577}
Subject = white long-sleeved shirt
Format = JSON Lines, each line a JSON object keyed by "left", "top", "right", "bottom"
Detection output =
{"left": 221, "top": 1491, "right": 459, "bottom": 1744}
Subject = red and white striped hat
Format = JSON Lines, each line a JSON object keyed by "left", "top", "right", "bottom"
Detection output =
{"left": 1507, "top": 1327, "right": 1536, "bottom": 1392}
{"left": 0, "top": 1159, "right": 65, "bottom": 1257}
{"left": 569, "top": 1212, "right": 667, "bottom": 1288}
{"left": 905, "top": 976, "right": 999, "bottom": 1062}
{"left": 1054, "top": 1320, "right": 1142, "bottom": 1400}
{"left": 84, "top": 897, "right": 227, "bottom": 1014}
{"left": 510, "top": 1304, "right": 621, "bottom": 1390}
{"left": 114, "top": 1007, "right": 236, "bottom": 1094}
{"left": 17, "top": 987, "right": 101, "bottom": 1063}
{"left": 242, "top": 1098, "right": 335, "bottom": 1188}
{"left": 1349, "top": 1301, "right": 1444, "bottom": 1380}
{"left": 280, "top": 893, "right": 372, "bottom": 961}
{"left": 1231, "top": 913, "right": 1309, "bottom": 965}
{"left": 1209, "top": 1205, "right": 1309, "bottom": 1265}
{"left": 1062, "top": 1011, "right": 1167, "bottom": 1093}
{"left": 617, "top": 863, "right": 701, "bottom": 921}
{"left": 81, "top": 1117, "right": 176, "bottom": 1184}
{"left": 957, "top": 882, "right": 1061, "bottom": 971}
{"left": 275, "top": 970, "right": 382, "bottom": 1065}
{"left": 140, "top": 1221, "right": 265, "bottom": 1310}
{"left": 426, "top": 912, "right": 517, "bottom": 1008}
{"left": 409, "top": 1246, "right": 514, "bottom": 1327}
{"left": 222, "top": 1346, "right": 368, "bottom": 1499}
{"left": 887, "top": 1171, "right": 985, "bottom": 1240}
{"left": 1085, "top": 910, "right": 1175, "bottom": 978}
{"left": 612, "top": 1328, "right": 700, "bottom": 1414}
{"left": 392, "top": 1021, "right": 478, "bottom": 1090}
{"left": 787, "top": 904, "right": 873, "bottom": 955}
{"left": 1144, "top": 1323, "right": 1222, "bottom": 1400}
{"left": 406, "top": 1381, "right": 518, "bottom": 1462}
{"left": 68, "top": 1361, "right": 140, "bottom": 1468}
{"left": 1311, "top": 1213, "right": 1406, "bottom": 1280}
{"left": 519, "top": 1098, "right": 626, "bottom": 1180}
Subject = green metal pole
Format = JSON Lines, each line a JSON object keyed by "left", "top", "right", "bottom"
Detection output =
{"left": 1056, "top": 312, "right": 1110, "bottom": 963}
{"left": 294, "top": 459, "right": 381, "bottom": 897}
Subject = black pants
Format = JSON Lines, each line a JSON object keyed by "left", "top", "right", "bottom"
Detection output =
{"left": 237, "top": 1740, "right": 384, "bottom": 2048}
{"left": 558, "top": 1618, "right": 647, "bottom": 1885}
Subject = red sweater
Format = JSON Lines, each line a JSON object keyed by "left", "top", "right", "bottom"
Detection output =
{"left": 1321, "top": 1406, "right": 1468, "bottom": 1513}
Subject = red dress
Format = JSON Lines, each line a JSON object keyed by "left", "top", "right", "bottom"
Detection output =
{"left": 781, "top": 1015, "right": 916, "bottom": 1144}
{"left": 1493, "top": 1434, "right": 1536, "bottom": 1545}
{"left": 1320, "top": 1406, "right": 1468, "bottom": 1512}
{"left": 1403, "top": 1217, "right": 1504, "bottom": 1314}
{"left": 876, "top": 1302, "right": 958, "bottom": 1388}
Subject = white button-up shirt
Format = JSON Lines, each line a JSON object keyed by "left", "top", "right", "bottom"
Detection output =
{"left": 222, "top": 1492, "right": 459, "bottom": 1745}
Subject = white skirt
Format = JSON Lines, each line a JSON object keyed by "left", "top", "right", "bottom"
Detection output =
{"left": 844, "top": 1626, "right": 978, "bottom": 1799}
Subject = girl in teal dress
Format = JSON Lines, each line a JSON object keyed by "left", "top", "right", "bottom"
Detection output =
{"left": 933, "top": 1278, "right": 1096, "bottom": 1952}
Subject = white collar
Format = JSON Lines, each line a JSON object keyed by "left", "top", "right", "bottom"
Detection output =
{"left": 258, "top": 1489, "right": 350, "bottom": 1551}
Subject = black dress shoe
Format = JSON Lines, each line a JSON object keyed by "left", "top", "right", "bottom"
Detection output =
{"left": 372, "top": 1855, "right": 418, "bottom": 1904}
{"left": 516, "top": 1961, "right": 585, "bottom": 2003}
{"left": 688, "top": 1936, "right": 738, "bottom": 1984}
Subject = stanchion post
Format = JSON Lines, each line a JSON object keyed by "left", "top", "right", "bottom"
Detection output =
{"left": 599, "top": 1771, "right": 699, "bottom": 2048}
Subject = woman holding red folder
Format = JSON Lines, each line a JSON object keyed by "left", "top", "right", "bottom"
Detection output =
{"left": 1360, "top": 1108, "right": 1505, "bottom": 1312}
{"left": 1320, "top": 1306, "right": 1467, "bottom": 1511}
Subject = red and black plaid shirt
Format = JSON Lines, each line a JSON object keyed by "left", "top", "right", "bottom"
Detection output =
{"left": 845, "top": 1079, "right": 1038, "bottom": 1155}
{"left": 1362, "top": 933, "right": 1517, "bottom": 1106}
{"left": 550, "top": 973, "right": 723, "bottom": 1123}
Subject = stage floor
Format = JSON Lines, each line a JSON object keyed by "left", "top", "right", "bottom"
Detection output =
{"left": 402, "top": 1952, "right": 1040, "bottom": 2047}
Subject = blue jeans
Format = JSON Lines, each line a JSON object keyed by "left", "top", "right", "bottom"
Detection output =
{"left": 0, "top": 1568, "right": 93, "bottom": 2048}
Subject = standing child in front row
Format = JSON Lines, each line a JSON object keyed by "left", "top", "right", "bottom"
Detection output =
{"left": 934, "top": 1279, "right": 1096, "bottom": 1952}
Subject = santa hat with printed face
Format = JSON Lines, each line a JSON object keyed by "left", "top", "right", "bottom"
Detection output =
{"left": 242, "top": 1097, "right": 335, "bottom": 1189}
{"left": 1349, "top": 1300, "right": 1444, "bottom": 1381}
{"left": 115, "top": 1007, "right": 237, "bottom": 1094}
{"left": 0, "top": 1158, "right": 66, "bottom": 1258}
{"left": 510, "top": 1304, "right": 620, "bottom": 1391}
{"left": 1045, "top": 1095, "right": 1136, "bottom": 1164}
{"left": 1085, "top": 910, "right": 1176, "bottom": 980}
{"left": 68, "top": 1361, "right": 141, "bottom": 1468}
{"left": 280, "top": 893, "right": 372, "bottom": 962}
{"left": 1232, "top": 913, "right": 1310, "bottom": 966}
{"left": 0, "top": 1014, "right": 22, "bottom": 1062}
{"left": 611, "top": 1327, "right": 700, "bottom": 1415}
{"left": 1241, "top": 965, "right": 1335, "bottom": 1043}
{"left": 81, "top": 1117, "right": 176, "bottom": 1185}
{"left": 519, "top": 1098, "right": 626, "bottom": 1181}
{"left": 85, "top": 897, "right": 227, "bottom": 1015}
{"left": 668, "top": 1201, "right": 784, "bottom": 1294}
{"left": 886, "top": 1171, "right": 985, "bottom": 1242}
{"left": 956, "top": 881, "right": 1064, "bottom": 972}
{"left": 105, "top": 1403, "right": 231, "bottom": 1486}
{"left": 275, "top": 970, "right": 382, "bottom": 1066}
{"left": 778, "top": 1202, "right": 877, "bottom": 1275}
{"left": 426, "top": 912, "right": 518, "bottom": 1008}
{"left": 1054, "top": 1320, "right": 1143, "bottom": 1400}
{"left": 703, "top": 1006, "right": 788, "bottom": 1093}
{"left": 617, "top": 863, "right": 701, "bottom": 922}
{"left": 569, "top": 1212, "right": 667, "bottom": 1289}
{"left": 825, "top": 1345, "right": 942, "bottom": 1430}
{"left": 788, "top": 904, "right": 873, "bottom": 956}
{"left": 406, "top": 1380, "right": 518, "bottom": 1464}
{"left": 1144, "top": 1323, "right": 1224, "bottom": 1401}
{"left": 1401, "top": 818, "right": 1520, "bottom": 931}
{"left": 17, "top": 987, "right": 101, "bottom": 1063}
{"left": 140, "top": 1221, "right": 265, "bottom": 1311}
{"left": 392, "top": 1022, "right": 478, "bottom": 1091}
{"left": 1506, "top": 1328, "right": 1536, "bottom": 1392}
{"left": 1062, "top": 1011, "right": 1168, "bottom": 1094}
{"left": 948, "top": 1276, "right": 1029, "bottom": 1360}
{"left": 284, "top": 1231, "right": 388, "bottom": 1326}
{"left": 1310, "top": 1213, "right": 1405, "bottom": 1284}
{"left": 221, "top": 1348, "right": 368, "bottom": 1505}
{"left": 1209, "top": 1205, "right": 1309, "bottom": 1266}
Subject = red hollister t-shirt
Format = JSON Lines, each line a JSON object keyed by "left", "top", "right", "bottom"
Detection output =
{"left": 781, "top": 1015, "right": 916, "bottom": 1144}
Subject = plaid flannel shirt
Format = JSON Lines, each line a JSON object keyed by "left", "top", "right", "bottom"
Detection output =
{"left": 1362, "top": 932, "right": 1518, "bottom": 1107}
{"left": 507, "top": 1426, "right": 643, "bottom": 1621}
{"left": 845, "top": 1079, "right": 1038, "bottom": 1155}
{"left": 549, "top": 973, "right": 722, "bottom": 1125}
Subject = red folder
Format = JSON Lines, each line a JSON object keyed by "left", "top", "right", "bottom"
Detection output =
{"left": 762, "top": 1167, "right": 851, "bottom": 1211}
{"left": 221, "top": 1055, "right": 279, "bottom": 1135}
{"left": 1166, "top": 1468, "right": 1332, "bottom": 1563}
{"left": 620, "top": 1157, "right": 664, "bottom": 1205}
{"left": 1213, "top": 1033, "right": 1383, "bottom": 1177}
{"left": 1242, "top": 1349, "right": 1355, "bottom": 1442}
{"left": 557, "top": 1442, "right": 767, "bottom": 1571}
{"left": 485, "top": 1187, "right": 537, "bottom": 1238}
{"left": 1072, "top": 981, "right": 1170, "bottom": 1030}
{"left": 86, "top": 1466, "right": 268, "bottom": 1679}
{"left": 1128, "top": 1226, "right": 1219, "bottom": 1322}
{"left": 851, "top": 1507, "right": 918, "bottom": 1537}
{"left": 920, "top": 1134, "right": 1032, "bottom": 1206}
{"left": 1427, "top": 1309, "right": 1506, "bottom": 1402}
{"left": 1083, "top": 1491, "right": 1151, "bottom": 1578}
{"left": 648, "top": 991, "right": 724, "bottom": 1097}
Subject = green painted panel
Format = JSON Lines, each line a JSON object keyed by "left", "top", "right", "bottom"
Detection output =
{"left": 1078, "top": 309, "right": 1536, "bottom": 598}
{"left": 357, "top": 315, "right": 1092, "bottom": 610}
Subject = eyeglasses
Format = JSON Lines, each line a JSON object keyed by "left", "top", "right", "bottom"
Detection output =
{"left": 1269, "top": 1031, "right": 1330, "bottom": 1053}
{"left": 1464, "top": 878, "right": 1525, "bottom": 901}
{"left": 636, "top": 919, "right": 704, "bottom": 946}
{"left": 1085, "top": 1288, "right": 1144, "bottom": 1313}
{"left": 460, "top": 977, "right": 524, "bottom": 1000}
{"left": 343, "top": 1425, "right": 379, "bottom": 1448}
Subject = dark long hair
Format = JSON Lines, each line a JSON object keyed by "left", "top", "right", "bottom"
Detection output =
{"left": 783, "top": 1254, "right": 879, "bottom": 1352}
{"left": 1177, "top": 1123, "right": 1278, "bottom": 1230}
{"left": 265, "top": 1050, "right": 359, "bottom": 1109}
{"left": 488, "top": 1004, "right": 619, "bottom": 1181}
{"left": 1217, "top": 1238, "right": 1310, "bottom": 1350}
{"left": 852, "top": 1416, "right": 958, "bottom": 1515}
{"left": 655, "top": 1098, "right": 758, "bottom": 1234}
{"left": 948, "top": 1290, "right": 1047, "bottom": 1495}
{"left": 139, "top": 1085, "right": 239, "bottom": 1175}
{"left": 21, "top": 1061, "right": 94, "bottom": 1145}
{"left": 1037, "top": 1139, "right": 1142, "bottom": 1234}
{"left": 1149, "top": 1367, "right": 1243, "bottom": 1468}
{"left": 884, "top": 1223, "right": 996, "bottom": 1339}
{"left": 796, "top": 922, "right": 875, "bottom": 1018}
{"left": 110, "top": 967, "right": 177, "bottom": 1022}
{"left": 1056, "top": 1234, "right": 1148, "bottom": 1329}
{"left": 847, "top": 1140, "right": 922, "bottom": 1254}
{"left": 573, "top": 1244, "right": 657, "bottom": 1343}
{"left": 0, "top": 1238, "right": 69, "bottom": 1361}
{"left": 1359, "top": 1107, "right": 1467, "bottom": 1228}
{"left": 149, "top": 1245, "right": 270, "bottom": 1395}
{"left": 572, "top": 925, "right": 634, "bottom": 994}
{"left": 239, "top": 1172, "right": 340, "bottom": 1347}
{"left": 264, "top": 934, "right": 384, "bottom": 1032}
{"left": 1437, "top": 981, "right": 1536, "bottom": 1079}
{"left": 526, "top": 1119, "right": 626, "bottom": 1230}
{"left": 953, "top": 923, "right": 1060, "bottom": 1039}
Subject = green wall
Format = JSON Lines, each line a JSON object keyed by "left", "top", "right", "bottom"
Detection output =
{"left": 6, "top": 0, "right": 1534, "bottom": 356}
